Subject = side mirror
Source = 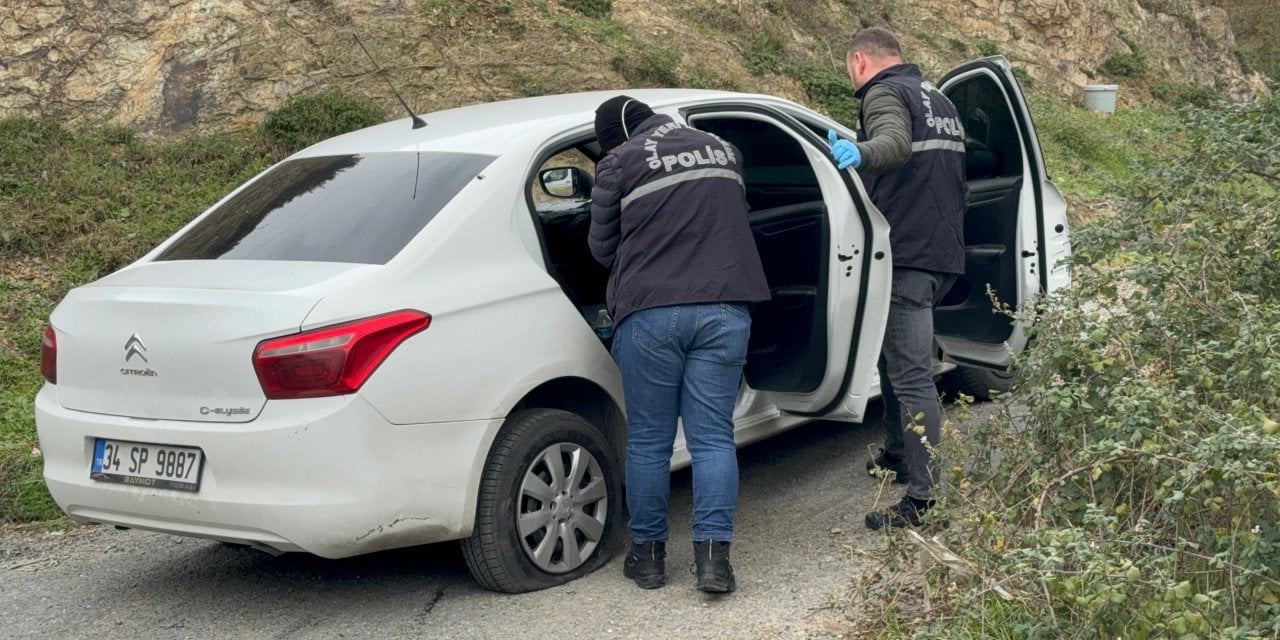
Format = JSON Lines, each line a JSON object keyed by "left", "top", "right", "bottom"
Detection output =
{"left": 539, "top": 166, "right": 592, "bottom": 199}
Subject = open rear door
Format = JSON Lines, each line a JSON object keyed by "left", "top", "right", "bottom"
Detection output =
{"left": 685, "top": 104, "right": 892, "bottom": 423}
{"left": 934, "top": 56, "right": 1071, "bottom": 371}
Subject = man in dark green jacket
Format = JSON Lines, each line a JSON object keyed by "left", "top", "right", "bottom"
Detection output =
{"left": 828, "top": 28, "right": 967, "bottom": 530}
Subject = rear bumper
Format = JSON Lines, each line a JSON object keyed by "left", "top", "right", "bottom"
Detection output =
{"left": 35, "top": 386, "right": 503, "bottom": 557}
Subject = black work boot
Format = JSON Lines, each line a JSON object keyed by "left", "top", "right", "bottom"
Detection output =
{"left": 865, "top": 495, "right": 947, "bottom": 530}
{"left": 866, "top": 448, "right": 910, "bottom": 484}
{"left": 692, "top": 540, "right": 736, "bottom": 593}
{"left": 623, "top": 541, "right": 666, "bottom": 589}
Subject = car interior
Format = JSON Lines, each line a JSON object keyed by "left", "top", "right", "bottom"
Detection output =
{"left": 527, "top": 146, "right": 610, "bottom": 318}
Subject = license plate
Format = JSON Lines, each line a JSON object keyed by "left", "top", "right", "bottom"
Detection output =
{"left": 91, "top": 438, "right": 203, "bottom": 492}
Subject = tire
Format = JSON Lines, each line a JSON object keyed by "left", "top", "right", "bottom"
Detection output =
{"left": 946, "top": 366, "right": 1014, "bottom": 401}
{"left": 461, "top": 408, "right": 622, "bottom": 593}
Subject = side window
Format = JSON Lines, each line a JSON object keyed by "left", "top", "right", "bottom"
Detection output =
{"left": 530, "top": 148, "right": 596, "bottom": 213}
{"left": 945, "top": 76, "right": 1025, "bottom": 181}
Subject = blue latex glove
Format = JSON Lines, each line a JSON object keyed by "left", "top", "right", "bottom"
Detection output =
{"left": 827, "top": 129, "right": 861, "bottom": 170}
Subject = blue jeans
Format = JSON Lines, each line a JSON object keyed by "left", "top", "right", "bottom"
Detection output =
{"left": 879, "top": 268, "right": 957, "bottom": 501}
{"left": 611, "top": 303, "right": 751, "bottom": 543}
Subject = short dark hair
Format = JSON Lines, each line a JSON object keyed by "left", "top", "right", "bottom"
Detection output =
{"left": 849, "top": 28, "right": 902, "bottom": 59}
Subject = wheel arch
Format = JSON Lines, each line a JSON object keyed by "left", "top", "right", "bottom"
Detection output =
{"left": 509, "top": 376, "right": 627, "bottom": 468}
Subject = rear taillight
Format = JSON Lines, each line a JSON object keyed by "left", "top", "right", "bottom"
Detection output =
{"left": 253, "top": 310, "right": 431, "bottom": 399}
{"left": 41, "top": 324, "right": 57, "bottom": 384}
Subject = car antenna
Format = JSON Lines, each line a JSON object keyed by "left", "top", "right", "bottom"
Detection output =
{"left": 352, "top": 32, "right": 427, "bottom": 130}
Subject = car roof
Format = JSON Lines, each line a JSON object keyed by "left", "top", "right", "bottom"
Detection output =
{"left": 295, "top": 89, "right": 780, "bottom": 157}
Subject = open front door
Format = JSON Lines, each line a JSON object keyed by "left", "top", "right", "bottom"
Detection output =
{"left": 685, "top": 104, "right": 891, "bottom": 423}
{"left": 934, "top": 56, "right": 1071, "bottom": 371}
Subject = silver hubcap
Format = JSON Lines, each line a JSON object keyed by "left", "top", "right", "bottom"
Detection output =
{"left": 517, "top": 442, "right": 609, "bottom": 574}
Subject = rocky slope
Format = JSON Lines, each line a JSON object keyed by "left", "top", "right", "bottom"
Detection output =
{"left": 0, "top": 0, "right": 1269, "bottom": 134}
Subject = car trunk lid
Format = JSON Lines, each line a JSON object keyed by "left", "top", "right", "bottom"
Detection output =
{"left": 50, "top": 260, "right": 375, "bottom": 423}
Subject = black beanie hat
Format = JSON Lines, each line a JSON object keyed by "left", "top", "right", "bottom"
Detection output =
{"left": 594, "top": 95, "right": 655, "bottom": 153}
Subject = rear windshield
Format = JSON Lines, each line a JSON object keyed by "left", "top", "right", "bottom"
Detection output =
{"left": 157, "top": 152, "right": 495, "bottom": 264}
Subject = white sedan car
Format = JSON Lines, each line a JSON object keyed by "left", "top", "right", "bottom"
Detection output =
{"left": 37, "top": 56, "right": 1069, "bottom": 593}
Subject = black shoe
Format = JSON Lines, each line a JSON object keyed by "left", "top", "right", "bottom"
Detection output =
{"left": 866, "top": 448, "right": 910, "bottom": 484}
{"left": 623, "top": 541, "right": 666, "bottom": 589}
{"left": 692, "top": 540, "right": 736, "bottom": 593}
{"left": 865, "top": 495, "right": 946, "bottom": 530}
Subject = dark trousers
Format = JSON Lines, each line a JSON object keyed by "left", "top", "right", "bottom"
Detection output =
{"left": 878, "top": 267, "right": 956, "bottom": 501}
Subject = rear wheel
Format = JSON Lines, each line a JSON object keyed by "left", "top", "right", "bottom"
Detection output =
{"left": 946, "top": 366, "right": 1014, "bottom": 401}
{"left": 461, "top": 409, "right": 622, "bottom": 593}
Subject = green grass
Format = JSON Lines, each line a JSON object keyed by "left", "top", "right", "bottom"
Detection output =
{"left": 1150, "top": 81, "right": 1220, "bottom": 107}
{"left": 783, "top": 61, "right": 861, "bottom": 126}
{"left": 610, "top": 44, "right": 682, "bottom": 87}
{"left": 420, "top": 0, "right": 492, "bottom": 21}
{"left": 683, "top": 64, "right": 741, "bottom": 92}
{"left": 260, "top": 90, "right": 385, "bottom": 154}
{"left": 874, "top": 595, "right": 1042, "bottom": 640}
{"left": 0, "top": 91, "right": 383, "bottom": 523}
{"left": 743, "top": 33, "right": 786, "bottom": 76}
{"left": 0, "top": 282, "right": 59, "bottom": 521}
{"left": 1012, "top": 66, "right": 1034, "bottom": 89}
{"left": 1029, "top": 92, "right": 1180, "bottom": 197}
{"left": 513, "top": 72, "right": 549, "bottom": 97}
{"left": 559, "top": 0, "right": 611, "bottom": 19}
{"left": 420, "top": 0, "right": 527, "bottom": 36}
{"left": 543, "top": 2, "right": 628, "bottom": 45}
{"left": 1, "top": 120, "right": 275, "bottom": 277}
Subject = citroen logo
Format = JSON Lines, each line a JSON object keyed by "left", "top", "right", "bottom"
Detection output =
{"left": 124, "top": 333, "right": 148, "bottom": 363}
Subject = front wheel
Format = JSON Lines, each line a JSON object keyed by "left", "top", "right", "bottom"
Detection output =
{"left": 461, "top": 409, "right": 622, "bottom": 593}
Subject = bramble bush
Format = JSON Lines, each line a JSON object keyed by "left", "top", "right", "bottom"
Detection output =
{"left": 874, "top": 93, "right": 1280, "bottom": 637}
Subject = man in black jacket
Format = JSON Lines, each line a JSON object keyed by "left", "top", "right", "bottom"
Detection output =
{"left": 828, "top": 29, "right": 967, "bottom": 530}
{"left": 589, "top": 95, "right": 769, "bottom": 592}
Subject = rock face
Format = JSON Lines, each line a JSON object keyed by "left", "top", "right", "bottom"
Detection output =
{"left": 0, "top": 0, "right": 1268, "bottom": 134}
{"left": 911, "top": 0, "right": 1266, "bottom": 100}
{"left": 0, "top": 0, "right": 625, "bottom": 133}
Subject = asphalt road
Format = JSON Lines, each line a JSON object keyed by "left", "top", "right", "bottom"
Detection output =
{"left": 1, "top": 401, "right": 990, "bottom": 640}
